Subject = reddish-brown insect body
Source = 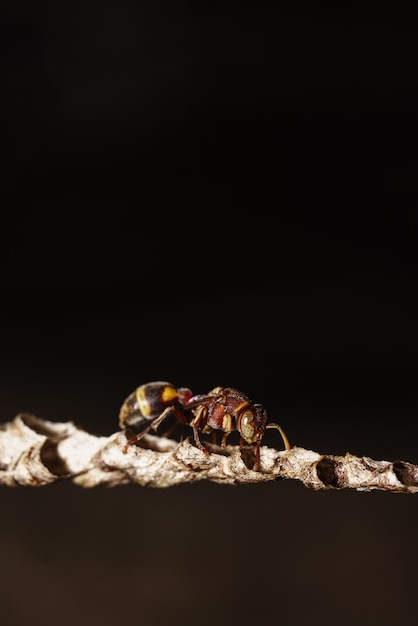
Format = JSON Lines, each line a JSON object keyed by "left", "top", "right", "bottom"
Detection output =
{"left": 187, "top": 387, "right": 290, "bottom": 471}
{"left": 119, "top": 382, "right": 291, "bottom": 471}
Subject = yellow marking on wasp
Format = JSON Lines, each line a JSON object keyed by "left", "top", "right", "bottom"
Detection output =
{"left": 233, "top": 401, "right": 251, "bottom": 416}
{"left": 118, "top": 402, "right": 130, "bottom": 427}
{"left": 161, "top": 385, "right": 178, "bottom": 403}
{"left": 136, "top": 385, "right": 152, "bottom": 417}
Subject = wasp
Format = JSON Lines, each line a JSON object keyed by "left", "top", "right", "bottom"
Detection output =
{"left": 119, "top": 381, "right": 194, "bottom": 443}
{"left": 119, "top": 381, "right": 291, "bottom": 471}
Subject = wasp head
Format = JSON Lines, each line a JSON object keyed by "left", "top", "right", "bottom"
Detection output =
{"left": 237, "top": 403, "right": 268, "bottom": 444}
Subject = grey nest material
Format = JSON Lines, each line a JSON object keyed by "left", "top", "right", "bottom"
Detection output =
{"left": 0, "top": 413, "right": 417, "bottom": 493}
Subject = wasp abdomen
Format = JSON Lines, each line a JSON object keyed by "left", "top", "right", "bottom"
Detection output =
{"left": 119, "top": 381, "right": 181, "bottom": 432}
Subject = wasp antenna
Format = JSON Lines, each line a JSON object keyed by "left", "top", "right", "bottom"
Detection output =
{"left": 265, "top": 423, "right": 291, "bottom": 451}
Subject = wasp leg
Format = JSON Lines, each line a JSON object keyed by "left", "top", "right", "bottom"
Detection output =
{"left": 220, "top": 431, "right": 232, "bottom": 448}
{"left": 191, "top": 424, "right": 210, "bottom": 456}
{"left": 250, "top": 425, "right": 290, "bottom": 471}
{"left": 160, "top": 407, "right": 190, "bottom": 438}
{"left": 190, "top": 409, "right": 210, "bottom": 457}
{"left": 252, "top": 433, "right": 264, "bottom": 472}
{"left": 237, "top": 435, "right": 262, "bottom": 471}
{"left": 122, "top": 407, "right": 176, "bottom": 453}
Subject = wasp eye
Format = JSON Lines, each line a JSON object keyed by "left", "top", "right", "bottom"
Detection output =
{"left": 240, "top": 410, "right": 256, "bottom": 442}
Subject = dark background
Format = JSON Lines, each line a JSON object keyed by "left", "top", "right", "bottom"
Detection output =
{"left": 1, "top": 2, "right": 417, "bottom": 625}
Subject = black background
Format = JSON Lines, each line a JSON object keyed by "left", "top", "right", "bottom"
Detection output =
{"left": 1, "top": 2, "right": 417, "bottom": 625}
